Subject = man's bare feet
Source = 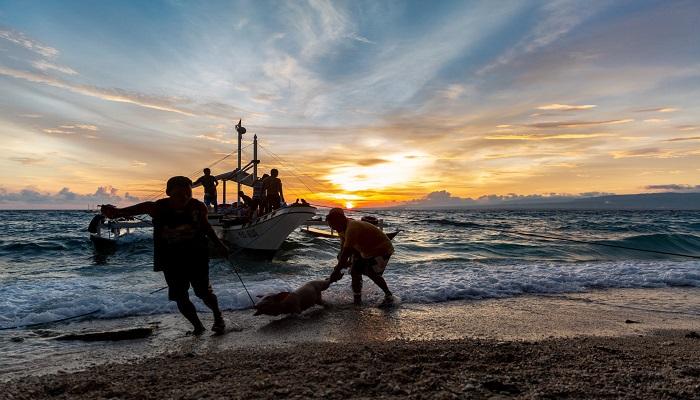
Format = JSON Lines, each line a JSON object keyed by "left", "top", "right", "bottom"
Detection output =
{"left": 212, "top": 317, "right": 226, "bottom": 334}
{"left": 188, "top": 324, "right": 206, "bottom": 336}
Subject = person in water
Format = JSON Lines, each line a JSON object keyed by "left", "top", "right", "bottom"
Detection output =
{"left": 193, "top": 168, "right": 218, "bottom": 213}
{"left": 327, "top": 208, "right": 394, "bottom": 305}
{"left": 264, "top": 169, "right": 285, "bottom": 212}
{"left": 101, "top": 176, "right": 228, "bottom": 335}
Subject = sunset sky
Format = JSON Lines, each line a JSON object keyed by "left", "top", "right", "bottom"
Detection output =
{"left": 1, "top": 0, "right": 699, "bottom": 208}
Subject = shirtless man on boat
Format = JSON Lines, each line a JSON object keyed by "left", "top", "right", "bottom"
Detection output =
{"left": 264, "top": 169, "right": 285, "bottom": 213}
{"left": 101, "top": 176, "right": 228, "bottom": 335}
{"left": 327, "top": 208, "right": 395, "bottom": 305}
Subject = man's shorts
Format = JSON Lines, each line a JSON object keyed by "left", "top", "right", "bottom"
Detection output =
{"left": 351, "top": 254, "right": 392, "bottom": 275}
{"left": 162, "top": 263, "right": 212, "bottom": 301}
{"left": 203, "top": 193, "right": 217, "bottom": 208}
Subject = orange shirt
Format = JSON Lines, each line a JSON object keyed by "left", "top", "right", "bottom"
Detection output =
{"left": 340, "top": 219, "right": 394, "bottom": 258}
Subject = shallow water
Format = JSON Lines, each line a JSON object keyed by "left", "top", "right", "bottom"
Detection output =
{"left": 0, "top": 209, "right": 699, "bottom": 328}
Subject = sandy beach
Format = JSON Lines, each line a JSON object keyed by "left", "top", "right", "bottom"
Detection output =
{"left": 1, "top": 288, "right": 699, "bottom": 398}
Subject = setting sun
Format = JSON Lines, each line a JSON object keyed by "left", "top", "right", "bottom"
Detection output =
{"left": 345, "top": 201, "right": 354, "bottom": 209}
{"left": 325, "top": 152, "right": 431, "bottom": 193}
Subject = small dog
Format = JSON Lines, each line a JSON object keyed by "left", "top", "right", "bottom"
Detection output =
{"left": 253, "top": 278, "right": 336, "bottom": 316}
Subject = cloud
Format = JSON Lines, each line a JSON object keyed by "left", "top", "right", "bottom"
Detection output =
{"left": 9, "top": 156, "right": 45, "bottom": 165}
{"left": 251, "top": 93, "right": 283, "bottom": 104}
{"left": 610, "top": 148, "right": 674, "bottom": 159}
{"left": 356, "top": 158, "right": 388, "bottom": 166}
{"left": 644, "top": 184, "right": 700, "bottom": 191}
{"left": 0, "top": 66, "right": 196, "bottom": 116}
{"left": 438, "top": 84, "right": 466, "bottom": 100}
{"left": 536, "top": 104, "right": 596, "bottom": 111}
{"left": 484, "top": 133, "right": 611, "bottom": 141}
{"left": 643, "top": 118, "right": 667, "bottom": 123}
{"left": 0, "top": 186, "right": 142, "bottom": 208}
{"left": 42, "top": 128, "right": 73, "bottom": 135}
{"left": 75, "top": 124, "right": 98, "bottom": 131}
{"left": 285, "top": 0, "right": 373, "bottom": 60}
{"left": 478, "top": 0, "right": 606, "bottom": 75}
{"left": 677, "top": 125, "right": 699, "bottom": 131}
{"left": 527, "top": 119, "right": 633, "bottom": 129}
{"left": 31, "top": 60, "right": 77, "bottom": 75}
{"left": 196, "top": 132, "right": 235, "bottom": 144}
{"left": 665, "top": 136, "right": 700, "bottom": 142}
{"left": 636, "top": 107, "right": 678, "bottom": 113}
{"left": 0, "top": 28, "right": 58, "bottom": 58}
{"left": 40, "top": 123, "right": 100, "bottom": 138}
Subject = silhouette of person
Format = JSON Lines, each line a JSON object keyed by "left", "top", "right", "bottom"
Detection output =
{"left": 265, "top": 169, "right": 285, "bottom": 212}
{"left": 251, "top": 174, "right": 268, "bottom": 217}
{"left": 101, "top": 176, "right": 228, "bottom": 335}
{"left": 327, "top": 208, "right": 394, "bottom": 305}
{"left": 193, "top": 168, "right": 218, "bottom": 213}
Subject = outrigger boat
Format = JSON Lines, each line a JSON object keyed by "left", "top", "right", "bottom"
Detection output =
{"left": 300, "top": 215, "right": 400, "bottom": 240}
{"left": 89, "top": 121, "right": 316, "bottom": 257}
{"left": 87, "top": 214, "right": 152, "bottom": 253}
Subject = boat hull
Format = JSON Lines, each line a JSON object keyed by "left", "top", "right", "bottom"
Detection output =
{"left": 219, "top": 206, "right": 316, "bottom": 251}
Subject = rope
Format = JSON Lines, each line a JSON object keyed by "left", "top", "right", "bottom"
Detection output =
{"left": 140, "top": 144, "right": 252, "bottom": 202}
{"left": 258, "top": 144, "right": 325, "bottom": 191}
{"left": 226, "top": 256, "right": 256, "bottom": 307}
{"left": 0, "top": 308, "right": 101, "bottom": 331}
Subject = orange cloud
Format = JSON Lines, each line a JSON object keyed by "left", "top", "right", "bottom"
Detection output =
{"left": 536, "top": 104, "right": 596, "bottom": 111}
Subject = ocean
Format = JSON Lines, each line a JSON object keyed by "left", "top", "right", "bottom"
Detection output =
{"left": 1, "top": 209, "right": 699, "bottom": 330}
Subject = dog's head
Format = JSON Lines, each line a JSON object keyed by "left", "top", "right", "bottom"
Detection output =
{"left": 253, "top": 292, "right": 291, "bottom": 316}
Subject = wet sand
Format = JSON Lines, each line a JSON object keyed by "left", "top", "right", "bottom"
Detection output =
{"left": 2, "top": 288, "right": 699, "bottom": 398}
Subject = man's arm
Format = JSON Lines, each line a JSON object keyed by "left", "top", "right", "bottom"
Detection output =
{"left": 278, "top": 181, "right": 285, "bottom": 203}
{"left": 329, "top": 241, "right": 353, "bottom": 282}
{"left": 101, "top": 202, "right": 156, "bottom": 219}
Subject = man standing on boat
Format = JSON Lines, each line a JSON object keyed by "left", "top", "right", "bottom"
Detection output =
{"left": 193, "top": 168, "right": 218, "bottom": 213}
{"left": 251, "top": 173, "right": 268, "bottom": 217}
{"left": 264, "top": 169, "right": 285, "bottom": 212}
{"left": 100, "top": 176, "right": 228, "bottom": 335}
{"left": 327, "top": 208, "right": 394, "bottom": 306}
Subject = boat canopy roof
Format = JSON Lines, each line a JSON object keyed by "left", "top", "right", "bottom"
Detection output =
{"left": 192, "top": 168, "right": 255, "bottom": 188}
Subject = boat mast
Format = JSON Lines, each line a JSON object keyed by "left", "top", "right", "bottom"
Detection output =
{"left": 236, "top": 119, "right": 245, "bottom": 206}
{"left": 253, "top": 134, "right": 258, "bottom": 182}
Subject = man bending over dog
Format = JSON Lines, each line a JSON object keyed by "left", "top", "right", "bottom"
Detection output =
{"left": 327, "top": 208, "right": 394, "bottom": 305}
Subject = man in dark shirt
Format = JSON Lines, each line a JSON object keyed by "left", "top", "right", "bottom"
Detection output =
{"left": 101, "top": 176, "right": 228, "bottom": 335}
{"left": 193, "top": 168, "right": 218, "bottom": 213}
